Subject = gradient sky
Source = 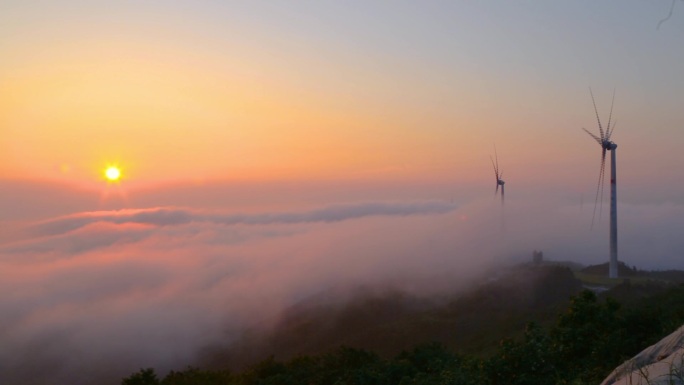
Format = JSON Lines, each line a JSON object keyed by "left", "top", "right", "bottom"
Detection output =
{"left": 2, "top": 2, "right": 684, "bottom": 383}
{"left": 3, "top": 1, "right": 683, "bottom": 189}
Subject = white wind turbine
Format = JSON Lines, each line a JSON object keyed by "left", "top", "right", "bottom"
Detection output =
{"left": 582, "top": 89, "right": 619, "bottom": 279}
{"left": 490, "top": 149, "right": 505, "bottom": 205}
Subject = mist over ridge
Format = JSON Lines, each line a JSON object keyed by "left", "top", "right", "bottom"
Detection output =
{"left": 2, "top": 185, "right": 684, "bottom": 384}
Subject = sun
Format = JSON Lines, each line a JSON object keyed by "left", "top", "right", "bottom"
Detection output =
{"left": 105, "top": 166, "right": 121, "bottom": 181}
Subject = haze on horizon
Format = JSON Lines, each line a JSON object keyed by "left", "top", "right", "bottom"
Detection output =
{"left": 1, "top": 1, "right": 684, "bottom": 384}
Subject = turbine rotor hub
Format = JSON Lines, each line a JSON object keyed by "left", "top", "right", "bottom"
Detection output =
{"left": 603, "top": 140, "right": 617, "bottom": 150}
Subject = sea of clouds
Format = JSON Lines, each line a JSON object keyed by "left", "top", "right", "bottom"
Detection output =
{"left": 1, "top": 192, "right": 682, "bottom": 384}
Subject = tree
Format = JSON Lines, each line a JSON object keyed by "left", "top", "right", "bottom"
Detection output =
{"left": 486, "top": 323, "right": 556, "bottom": 385}
{"left": 550, "top": 290, "right": 624, "bottom": 383}
{"left": 161, "top": 367, "right": 233, "bottom": 385}
{"left": 122, "top": 368, "right": 160, "bottom": 385}
{"left": 658, "top": 0, "right": 684, "bottom": 29}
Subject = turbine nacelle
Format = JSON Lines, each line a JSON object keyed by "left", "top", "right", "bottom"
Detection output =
{"left": 602, "top": 141, "right": 617, "bottom": 151}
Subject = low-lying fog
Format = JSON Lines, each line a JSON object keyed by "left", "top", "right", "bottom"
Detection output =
{"left": 1, "top": 180, "right": 682, "bottom": 384}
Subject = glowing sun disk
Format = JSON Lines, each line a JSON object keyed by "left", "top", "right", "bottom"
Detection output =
{"left": 105, "top": 166, "right": 121, "bottom": 181}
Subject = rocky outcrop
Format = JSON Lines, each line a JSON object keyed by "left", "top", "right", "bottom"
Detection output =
{"left": 601, "top": 324, "right": 684, "bottom": 385}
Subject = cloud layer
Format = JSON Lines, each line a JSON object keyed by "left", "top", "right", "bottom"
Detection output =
{"left": 0, "top": 201, "right": 474, "bottom": 384}
{"left": 1, "top": 197, "right": 683, "bottom": 384}
{"left": 27, "top": 201, "right": 457, "bottom": 237}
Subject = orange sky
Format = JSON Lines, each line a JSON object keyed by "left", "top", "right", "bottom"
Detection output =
{"left": 1, "top": 32, "right": 485, "bottom": 188}
{"left": 2, "top": 1, "right": 683, "bottom": 196}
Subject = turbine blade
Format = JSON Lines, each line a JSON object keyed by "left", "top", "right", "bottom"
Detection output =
{"left": 490, "top": 155, "right": 499, "bottom": 180}
{"left": 494, "top": 146, "right": 501, "bottom": 176}
{"left": 590, "top": 88, "right": 605, "bottom": 140}
{"left": 607, "top": 120, "right": 617, "bottom": 140}
{"left": 606, "top": 89, "right": 616, "bottom": 140}
{"left": 494, "top": 147, "right": 503, "bottom": 183}
{"left": 582, "top": 127, "right": 602, "bottom": 145}
{"left": 495, "top": 183, "right": 499, "bottom": 197}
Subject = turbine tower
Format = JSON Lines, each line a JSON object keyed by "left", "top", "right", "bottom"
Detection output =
{"left": 490, "top": 149, "right": 505, "bottom": 205}
{"left": 582, "top": 89, "right": 619, "bottom": 278}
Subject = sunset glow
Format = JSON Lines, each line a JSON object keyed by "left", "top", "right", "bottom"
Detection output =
{"left": 2, "top": 2, "right": 684, "bottom": 384}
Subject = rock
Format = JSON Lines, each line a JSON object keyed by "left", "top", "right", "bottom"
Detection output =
{"left": 601, "top": 324, "right": 684, "bottom": 385}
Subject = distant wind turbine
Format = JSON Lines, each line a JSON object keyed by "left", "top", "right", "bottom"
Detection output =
{"left": 582, "top": 89, "right": 619, "bottom": 279}
{"left": 490, "top": 149, "right": 505, "bottom": 205}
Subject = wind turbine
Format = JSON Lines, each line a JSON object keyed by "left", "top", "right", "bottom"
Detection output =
{"left": 490, "top": 149, "right": 505, "bottom": 205}
{"left": 582, "top": 89, "right": 619, "bottom": 279}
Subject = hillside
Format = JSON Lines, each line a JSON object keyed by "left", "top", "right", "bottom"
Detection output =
{"left": 200, "top": 264, "right": 583, "bottom": 370}
{"left": 198, "top": 263, "right": 684, "bottom": 372}
{"left": 121, "top": 264, "right": 684, "bottom": 385}
{"left": 123, "top": 282, "right": 684, "bottom": 385}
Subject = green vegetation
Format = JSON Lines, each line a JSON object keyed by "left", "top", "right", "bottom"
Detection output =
{"left": 122, "top": 266, "right": 684, "bottom": 385}
{"left": 574, "top": 261, "right": 667, "bottom": 288}
{"left": 210, "top": 264, "right": 583, "bottom": 368}
{"left": 573, "top": 271, "right": 624, "bottom": 287}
